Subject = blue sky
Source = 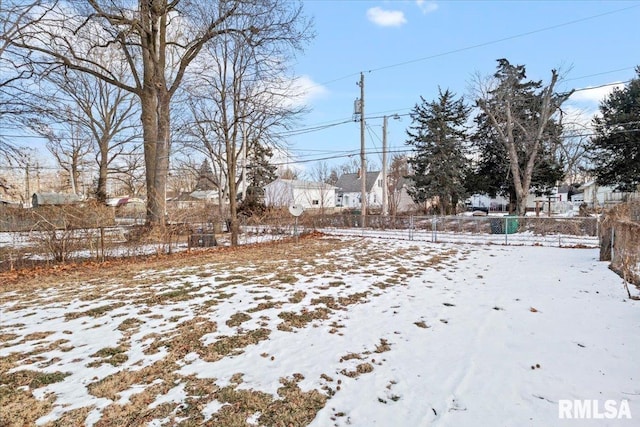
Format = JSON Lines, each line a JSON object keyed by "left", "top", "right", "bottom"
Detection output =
{"left": 285, "top": 0, "right": 640, "bottom": 174}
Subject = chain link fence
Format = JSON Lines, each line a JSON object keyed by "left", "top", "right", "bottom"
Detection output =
{"left": 0, "top": 207, "right": 601, "bottom": 272}
{"left": 303, "top": 214, "right": 599, "bottom": 247}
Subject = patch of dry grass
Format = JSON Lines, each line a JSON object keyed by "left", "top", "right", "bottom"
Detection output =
{"left": 277, "top": 308, "right": 331, "bottom": 331}
{"left": 288, "top": 290, "right": 306, "bottom": 304}
{"left": 88, "top": 346, "right": 129, "bottom": 367}
{"left": 207, "top": 328, "right": 271, "bottom": 360}
{"left": 0, "top": 235, "right": 456, "bottom": 425}
{"left": 225, "top": 312, "right": 252, "bottom": 328}
{"left": 144, "top": 317, "right": 218, "bottom": 359}
{"left": 65, "top": 302, "right": 126, "bottom": 320}
{"left": 341, "top": 363, "right": 374, "bottom": 378}
{"left": 374, "top": 338, "right": 391, "bottom": 353}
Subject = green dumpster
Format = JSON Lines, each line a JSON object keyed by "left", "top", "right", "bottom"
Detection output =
{"left": 505, "top": 215, "right": 519, "bottom": 234}
{"left": 490, "top": 216, "right": 519, "bottom": 234}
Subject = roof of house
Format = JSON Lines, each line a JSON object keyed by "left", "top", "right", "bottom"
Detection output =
{"left": 190, "top": 190, "right": 219, "bottom": 200}
{"left": 171, "top": 192, "right": 202, "bottom": 202}
{"left": 335, "top": 171, "right": 380, "bottom": 193}
{"left": 32, "top": 192, "right": 82, "bottom": 206}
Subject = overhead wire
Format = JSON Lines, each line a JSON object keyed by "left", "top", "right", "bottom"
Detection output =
{"left": 3, "top": 4, "right": 638, "bottom": 170}
{"left": 303, "top": 4, "right": 640, "bottom": 89}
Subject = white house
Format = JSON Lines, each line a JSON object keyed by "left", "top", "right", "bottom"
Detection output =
{"left": 335, "top": 171, "right": 384, "bottom": 209}
{"left": 577, "top": 181, "right": 614, "bottom": 207}
{"left": 264, "top": 179, "right": 336, "bottom": 210}
{"left": 576, "top": 181, "right": 640, "bottom": 208}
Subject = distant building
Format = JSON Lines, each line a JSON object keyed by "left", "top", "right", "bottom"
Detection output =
{"left": 335, "top": 171, "right": 384, "bottom": 209}
{"left": 167, "top": 192, "right": 206, "bottom": 210}
{"left": 32, "top": 192, "right": 82, "bottom": 208}
{"left": 389, "top": 176, "right": 420, "bottom": 214}
{"left": 264, "top": 178, "right": 336, "bottom": 210}
{"left": 189, "top": 190, "right": 222, "bottom": 204}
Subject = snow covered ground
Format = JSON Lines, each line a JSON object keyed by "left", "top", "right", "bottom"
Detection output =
{"left": 0, "top": 234, "right": 638, "bottom": 426}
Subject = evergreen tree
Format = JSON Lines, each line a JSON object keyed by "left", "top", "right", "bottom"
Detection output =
{"left": 589, "top": 67, "right": 640, "bottom": 191}
{"left": 405, "top": 89, "right": 471, "bottom": 215}
{"left": 476, "top": 59, "right": 571, "bottom": 215}
{"left": 246, "top": 143, "right": 278, "bottom": 193}
{"left": 238, "top": 143, "right": 277, "bottom": 216}
{"left": 194, "top": 160, "right": 218, "bottom": 191}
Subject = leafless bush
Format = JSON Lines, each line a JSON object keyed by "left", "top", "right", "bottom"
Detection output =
{"left": 28, "top": 202, "right": 116, "bottom": 263}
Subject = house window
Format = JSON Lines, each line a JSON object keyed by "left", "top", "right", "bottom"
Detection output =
{"left": 378, "top": 179, "right": 382, "bottom": 187}
{"left": 312, "top": 200, "right": 319, "bottom": 205}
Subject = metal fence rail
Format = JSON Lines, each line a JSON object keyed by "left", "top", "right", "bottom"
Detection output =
{"left": 297, "top": 214, "right": 599, "bottom": 247}
{"left": 0, "top": 214, "right": 600, "bottom": 271}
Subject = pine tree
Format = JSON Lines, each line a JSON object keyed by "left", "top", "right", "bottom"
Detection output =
{"left": 589, "top": 67, "right": 640, "bottom": 191}
{"left": 405, "top": 89, "right": 471, "bottom": 215}
{"left": 476, "top": 59, "right": 571, "bottom": 215}
{"left": 238, "top": 143, "right": 277, "bottom": 216}
{"left": 246, "top": 143, "right": 278, "bottom": 192}
{"left": 194, "top": 160, "right": 218, "bottom": 191}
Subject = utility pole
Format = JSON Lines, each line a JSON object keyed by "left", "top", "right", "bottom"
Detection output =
{"left": 382, "top": 115, "right": 388, "bottom": 216}
{"left": 358, "top": 72, "right": 366, "bottom": 228}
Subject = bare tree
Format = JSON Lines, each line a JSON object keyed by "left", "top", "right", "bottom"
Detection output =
{"left": 111, "top": 149, "right": 146, "bottom": 198}
{"left": 181, "top": 5, "right": 312, "bottom": 245}
{"left": 474, "top": 59, "right": 573, "bottom": 215}
{"left": 556, "top": 113, "right": 591, "bottom": 186}
{"left": 0, "top": 0, "right": 41, "bottom": 162}
{"left": 308, "top": 161, "right": 334, "bottom": 213}
{"left": 10, "top": 0, "right": 308, "bottom": 229}
{"left": 21, "top": 66, "right": 139, "bottom": 201}
{"left": 167, "top": 157, "right": 199, "bottom": 196}
{"left": 27, "top": 108, "right": 91, "bottom": 195}
{"left": 339, "top": 158, "right": 361, "bottom": 175}
{"left": 179, "top": 100, "right": 230, "bottom": 219}
{"left": 279, "top": 167, "right": 299, "bottom": 180}
{"left": 387, "top": 154, "right": 409, "bottom": 217}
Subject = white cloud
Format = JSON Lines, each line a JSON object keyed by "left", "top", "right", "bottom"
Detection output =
{"left": 569, "top": 82, "right": 625, "bottom": 104}
{"left": 289, "top": 75, "right": 328, "bottom": 107}
{"left": 416, "top": 0, "right": 438, "bottom": 14}
{"left": 366, "top": 7, "right": 407, "bottom": 27}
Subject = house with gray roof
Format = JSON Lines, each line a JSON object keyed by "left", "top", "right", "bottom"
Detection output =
{"left": 335, "top": 171, "right": 384, "bottom": 210}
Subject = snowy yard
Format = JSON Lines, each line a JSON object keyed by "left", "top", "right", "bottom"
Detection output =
{"left": 0, "top": 234, "right": 638, "bottom": 426}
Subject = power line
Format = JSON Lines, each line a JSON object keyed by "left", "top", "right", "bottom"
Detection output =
{"left": 564, "top": 67, "right": 637, "bottom": 82}
{"left": 572, "top": 80, "right": 631, "bottom": 93}
{"left": 0, "top": 77, "right": 632, "bottom": 145}
{"left": 305, "top": 4, "right": 640, "bottom": 90}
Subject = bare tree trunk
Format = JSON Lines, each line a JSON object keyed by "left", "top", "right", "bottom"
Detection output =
{"left": 96, "top": 136, "right": 109, "bottom": 203}
{"left": 141, "top": 90, "right": 159, "bottom": 224}
{"left": 226, "top": 147, "right": 239, "bottom": 246}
